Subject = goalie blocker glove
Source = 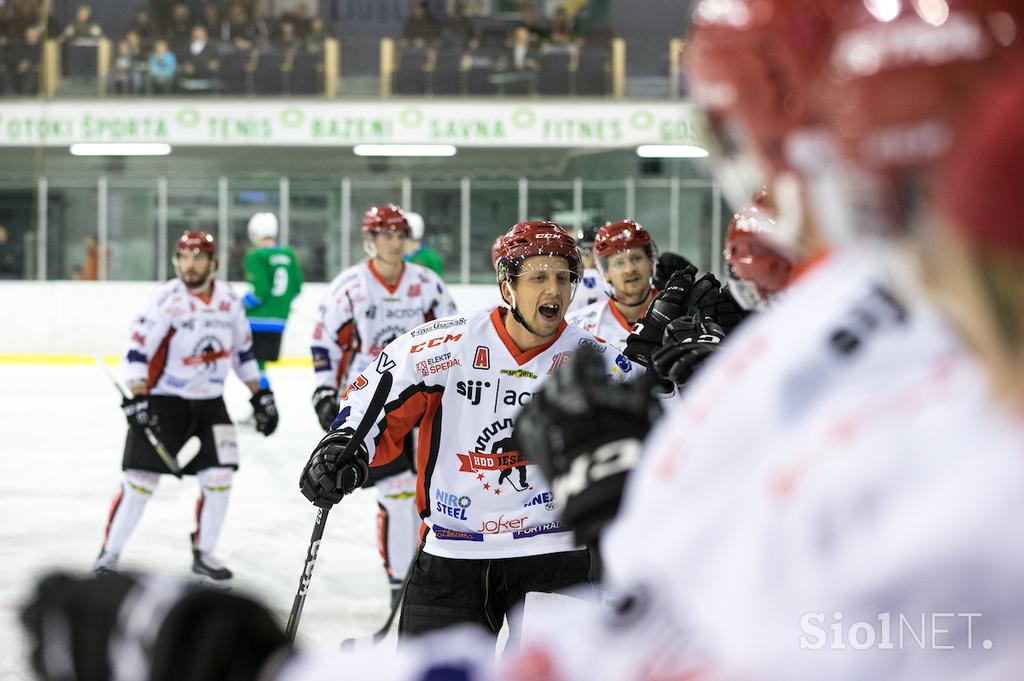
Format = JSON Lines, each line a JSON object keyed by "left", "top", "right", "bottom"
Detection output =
{"left": 624, "top": 270, "right": 721, "bottom": 367}
{"left": 514, "top": 346, "right": 662, "bottom": 547}
{"left": 299, "top": 427, "right": 370, "bottom": 508}
{"left": 249, "top": 388, "right": 279, "bottom": 436}
{"left": 311, "top": 386, "right": 340, "bottom": 432}
{"left": 651, "top": 315, "right": 726, "bottom": 387}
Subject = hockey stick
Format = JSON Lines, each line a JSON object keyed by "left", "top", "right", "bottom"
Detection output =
{"left": 94, "top": 355, "right": 183, "bottom": 479}
{"left": 285, "top": 369, "right": 394, "bottom": 643}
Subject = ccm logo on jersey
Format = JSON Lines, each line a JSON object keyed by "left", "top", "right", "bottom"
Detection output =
{"left": 411, "top": 333, "right": 463, "bottom": 353}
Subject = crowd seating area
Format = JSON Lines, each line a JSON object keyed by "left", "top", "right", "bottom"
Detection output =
{"left": 0, "top": 1, "right": 655, "bottom": 98}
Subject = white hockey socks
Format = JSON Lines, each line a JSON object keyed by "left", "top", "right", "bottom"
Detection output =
{"left": 192, "top": 467, "right": 233, "bottom": 555}
{"left": 100, "top": 470, "right": 161, "bottom": 558}
{"left": 375, "top": 470, "right": 420, "bottom": 582}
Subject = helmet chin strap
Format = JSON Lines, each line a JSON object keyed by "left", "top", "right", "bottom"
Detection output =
{"left": 503, "top": 281, "right": 544, "bottom": 337}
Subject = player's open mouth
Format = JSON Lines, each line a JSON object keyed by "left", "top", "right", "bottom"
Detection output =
{"left": 538, "top": 303, "right": 560, "bottom": 320}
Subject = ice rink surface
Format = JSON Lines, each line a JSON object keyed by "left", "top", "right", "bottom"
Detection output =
{"left": 0, "top": 363, "right": 396, "bottom": 679}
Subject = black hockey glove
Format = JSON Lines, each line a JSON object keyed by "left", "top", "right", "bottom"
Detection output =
{"left": 299, "top": 427, "right": 370, "bottom": 508}
{"left": 624, "top": 270, "right": 720, "bottom": 367}
{"left": 21, "top": 571, "right": 289, "bottom": 681}
{"left": 121, "top": 394, "right": 155, "bottom": 435}
{"left": 652, "top": 251, "right": 698, "bottom": 291}
{"left": 650, "top": 315, "right": 725, "bottom": 387}
{"left": 249, "top": 388, "right": 278, "bottom": 436}
{"left": 514, "top": 346, "right": 662, "bottom": 546}
{"left": 311, "top": 386, "right": 340, "bottom": 432}
{"left": 697, "top": 285, "right": 750, "bottom": 335}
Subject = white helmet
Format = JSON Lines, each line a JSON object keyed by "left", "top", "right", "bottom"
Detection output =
{"left": 247, "top": 212, "right": 279, "bottom": 244}
{"left": 406, "top": 211, "right": 425, "bottom": 241}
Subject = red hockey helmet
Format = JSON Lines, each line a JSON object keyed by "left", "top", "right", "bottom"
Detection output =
{"left": 491, "top": 235, "right": 504, "bottom": 270}
{"left": 592, "top": 220, "right": 655, "bottom": 260}
{"left": 362, "top": 204, "right": 410, "bottom": 235}
{"left": 724, "top": 190, "right": 796, "bottom": 310}
{"left": 941, "top": 57, "right": 1024, "bottom": 253}
{"left": 819, "top": 0, "right": 1024, "bottom": 175}
{"left": 175, "top": 230, "right": 216, "bottom": 256}
{"left": 685, "top": 0, "right": 840, "bottom": 208}
{"left": 495, "top": 221, "right": 582, "bottom": 284}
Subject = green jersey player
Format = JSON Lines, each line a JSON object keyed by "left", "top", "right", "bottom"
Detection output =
{"left": 243, "top": 213, "right": 303, "bottom": 390}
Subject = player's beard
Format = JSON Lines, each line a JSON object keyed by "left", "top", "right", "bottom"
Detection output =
{"left": 180, "top": 262, "right": 215, "bottom": 290}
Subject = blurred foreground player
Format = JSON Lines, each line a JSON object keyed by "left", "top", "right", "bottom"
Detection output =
{"left": 310, "top": 204, "right": 456, "bottom": 607}
{"left": 93, "top": 231, "right": 278, "bottom": 581}
{"left": 243, "top": 212, "right": 303, "bottom": 391}
{"left": 300, "top": 221, "right": 633, "bottom": 639}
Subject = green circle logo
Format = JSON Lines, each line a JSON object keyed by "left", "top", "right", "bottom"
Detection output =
{"left": 630, "top": 111, "right": 655, "bottom": 131}
{"left": 512, "top": 108, "right": 536, "bottom": 128}
{"left": 400, "top": 107, "right": 424, "bottom": 127}
{"left": 280, "top": 107, "right": 304, "bottom": 128}
{"left": 176, "top": 107, "right": 201, "bottom": 128}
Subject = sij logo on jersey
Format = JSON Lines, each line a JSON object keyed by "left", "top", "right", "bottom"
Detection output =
{"left": 457, "top": 380, "right": 490, "bottom": 406}
{"left": 473, "top": 345, "right": 490, "bottom": 370}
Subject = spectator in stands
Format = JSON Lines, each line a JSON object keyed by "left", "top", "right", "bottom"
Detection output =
{"left": 126, "top": 6, "right": 158, "bottom": 52}
{"left": 505, "top": 25, "right": 538, "bottom": 72}
{"left": 180, "top": 25, "right": 218, "bottom": 80}
{"left": 275, "top": 19, "right": 302, "bottom": 52}
{"left": 0, "top": 226, "right": 23, "bottom": 279}
{"left": 443, "top": 0, "right": 474, "bottom": 45}
{"left": 281, "top": 3, "right": 312, "bottom": 40}
{"left": 305, "top": 17, "right": 325, "bottom": 52}
{"left": 166, "top": 3, "right": 192, "bottom": 52}
{"left": 151, "top": 0, "right": 176, "bottom": 36}
{"left": 147, "top": 38, "right": 176, "bottom": 93}
{"left": 60, "top": 3, "right": 103, "bottom": 41}
{"left": 226, "top": 3, "right": 257, "bottom": 51}
{"left": 8, "top": 24, "right": 41, "bottom": 94}
{"left": 402, "top": 1, "right": 438, "bottom": 47}
{"left": 549, "top": 7, "right": 577, "bottom": 45}
{"left": 73, "top": 235, "right": 100, "bottom": 280}
{"left": 108, "top": 37, "right": 137, "bottom": 94}
{"left": 520, "top": 4, "right": 550, "bottom": 40}
{"left": 10, "top": 0, "right": 59, "bottom": 40}
{"left": 201, "top": 3, "right": 226, "bottom": 43}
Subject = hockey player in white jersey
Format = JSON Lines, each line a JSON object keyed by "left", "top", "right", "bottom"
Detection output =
{"left": 565, "top": 220, "right": 659, "bottom": 349}
{"left": 566, "top": 224, "right": 607, "bottom": 314}
{"left": 299, "top": 220, "right": 635, "bottom": 638}
{"left": 93, "top": 231, "right": 278, "bottom": 581}
{"left": 310, "top": 203, "right": 457, "bottom": 607}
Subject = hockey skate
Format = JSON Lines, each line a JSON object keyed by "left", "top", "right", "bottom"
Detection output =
{"left": 92, "top": 550, "right": 119, "bottom": 575}
{"left": 191, "top": 548, "right": 233, "bottom": 581}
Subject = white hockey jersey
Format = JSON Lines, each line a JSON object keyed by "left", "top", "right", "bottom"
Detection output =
{"left": 122, "top": 279, "right": 259, "bottom": 399}
{"left": 311, "top": 260, "right": 457, "bottom": 391}
{"left": 335, "top": 307, "right": 635, "bottom": 560}
{"left": 565, "top": 291, "right": 653, "bottom": 350}
{"left": 566, "top": 267, "right": 608, "bottom": 314}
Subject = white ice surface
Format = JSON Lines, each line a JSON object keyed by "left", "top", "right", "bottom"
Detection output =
{"left": 0, "top": 364, "right": 395, "bottom": 679}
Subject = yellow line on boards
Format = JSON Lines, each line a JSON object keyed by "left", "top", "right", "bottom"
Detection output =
{"left": 0, "top": 355, "right": 313, "bottom": 367}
